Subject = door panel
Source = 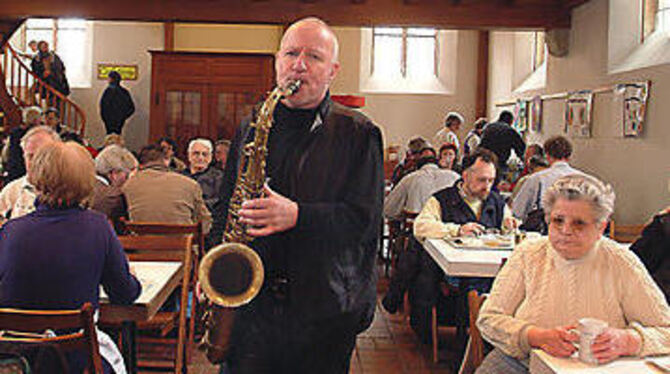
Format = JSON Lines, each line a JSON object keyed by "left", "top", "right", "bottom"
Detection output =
{"left": 163, "top": 83, "right": 207, "bottom": 157}
{"left": 212, "top": 89, "right": 265, "bottom": 142}
{"left": 150, "top": 52, "right": 274, "bottom": 154}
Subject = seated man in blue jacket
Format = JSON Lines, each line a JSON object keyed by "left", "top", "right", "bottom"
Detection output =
{"left": 409, "top": 148, "right": 518, "bottom": 341}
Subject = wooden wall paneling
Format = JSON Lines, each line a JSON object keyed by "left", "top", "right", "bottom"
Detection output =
{"left": 475, "top": 30, "right": 489, "bottom": 118}
{"left": 150, "top": 52, "right": 274, "bottom": 152}
{"left": 0, "top": 1, "right": 589, "bottom": 30}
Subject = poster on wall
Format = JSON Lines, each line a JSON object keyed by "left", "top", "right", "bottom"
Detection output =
{"left": 529, "top": 95, "right": 543, "bottom": 133}
{"left": 97, "top": 64, "right": 138, "bottom": 80}
{"left": 564, "top": 90, "right": 593, "bottom": 138}
{"left": 614, "top": 81, "right": 650, "bottom": 138}
{"left": 513, "top": 99, "right": 528, "bottom": 133}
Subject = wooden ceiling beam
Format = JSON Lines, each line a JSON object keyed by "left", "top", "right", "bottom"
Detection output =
{"left": 3, "top": 0, "right": 573, "bottom": 30}
{"left": 561, "top": 0, "right": 591, "bottom": 9}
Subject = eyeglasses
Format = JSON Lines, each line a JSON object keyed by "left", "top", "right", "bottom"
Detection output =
{"left": 548, "top": 216, "right": 596, "bottom": 233}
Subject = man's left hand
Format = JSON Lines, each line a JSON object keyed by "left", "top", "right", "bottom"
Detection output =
{"left": 239, "top": 184, "right": 299, "bottom": 237}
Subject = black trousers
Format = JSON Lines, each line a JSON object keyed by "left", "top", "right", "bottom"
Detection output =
{"left": 223, "top": 296, "right": 359, "bottom": 374}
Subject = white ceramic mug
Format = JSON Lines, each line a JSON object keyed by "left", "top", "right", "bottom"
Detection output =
{"left": 576, "top": 318, "right": 608, "bottom": 365}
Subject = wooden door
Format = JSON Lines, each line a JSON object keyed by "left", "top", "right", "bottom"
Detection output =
{"left": 162, "top": 82, "right": 209, "bottom": 157}
{"left": 210, "top": 87, "right": 263, "bottom": 141}
{"left": 150, "top": 52, "right": 274, "bottom": 157}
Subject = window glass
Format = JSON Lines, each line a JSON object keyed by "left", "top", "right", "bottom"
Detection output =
{"left": 407, "top": 33, "right": 435, "bottom": 78}
{"left": 658, "top": 0, "right": 670, "bottom": 32}
{"left": 373, "top": 28, "right": 403, "bottom": 77}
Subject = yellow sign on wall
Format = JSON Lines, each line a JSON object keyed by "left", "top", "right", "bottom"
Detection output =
{"left": 97, "top": 64, "right": 138, "bottom": 81}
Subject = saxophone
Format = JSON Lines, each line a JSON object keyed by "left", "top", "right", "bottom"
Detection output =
{"left": 198, "top": 80, "right": 301, "bottom": 364}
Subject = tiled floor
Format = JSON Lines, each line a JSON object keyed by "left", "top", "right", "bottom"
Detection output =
{"left": 185, "top": 274, "right": 461, "bottom": 374}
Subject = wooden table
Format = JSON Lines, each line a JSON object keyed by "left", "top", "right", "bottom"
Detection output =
{"left": 530, "top": 349, "right": 668, "bottom": 373}
{"left": 423, "top": 238, "right": 513, "bottom": 277}
{"left": 100, "top": 261, "right": 183, "bottom": 374}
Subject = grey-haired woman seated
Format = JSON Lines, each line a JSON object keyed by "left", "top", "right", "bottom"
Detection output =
{"left": 0, "top": 141, "right": 141, "bottom": 373}
{"left": 475, "top": 174, "right": 670, "bottom": 374}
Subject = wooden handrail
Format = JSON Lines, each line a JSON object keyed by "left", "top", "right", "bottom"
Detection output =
{"left": 1, "top": 43, "right": 86, "bottom": 135}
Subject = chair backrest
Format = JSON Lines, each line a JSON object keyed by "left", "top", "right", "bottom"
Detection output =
{"left": 0, "top": 302, "right": 103, "bottom": 373}
{"left": 398, "top": 210, "right": 419, "bottom": 240}
{"left": 610, "top": 220, "right": 645, "bottom": 244}
{"left": 117, "top": 234, "right": 194, "bottom": 373}
{"left": 118, "top": 234, "right": 193, "bottom": 263}
{"left": 458, "top": 290, "right": 488, "bottom": 374}
{"left": 121, "top": 219, "right": 205, "bottom": 258}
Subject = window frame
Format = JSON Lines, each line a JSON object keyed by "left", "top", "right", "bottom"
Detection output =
{"left": 371, "top": 26, "right": 439, "bottom": 78}
{"left": 531, "top": 31, "right": 546, "bottom": 72}
{"left": 24, "top": 18, "right": 91, "bottom": 88}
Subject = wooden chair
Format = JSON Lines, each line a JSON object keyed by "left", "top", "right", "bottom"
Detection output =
{"left": 0, "top": 302, "right": 103, "bottom": 373}
{"left": 118, "top": 234, "right": 194, "bottom": 373}
{"left": 458, "top": 291, "right": 488, "bottom": 374}
{"left": 431, "top": 281, "right": 460, "bottom": 364}
{"left": 385, "top": 211, "right": 418, "bottom": 278}
{"left": 610, "top": 220, "right": 645, "bottom": 243}
{"left": 120, "top": 220, "right": 204, "bottom": 357}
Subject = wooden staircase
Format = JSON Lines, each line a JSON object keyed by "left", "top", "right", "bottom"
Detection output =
{"left": 0, "top": 40, "right": 86, "bottom": 135}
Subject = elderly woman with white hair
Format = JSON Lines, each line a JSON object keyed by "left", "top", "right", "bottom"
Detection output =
{"left": 476, "top": 174, "right": 670, "bottom": 374}
{"left": 91, "top": 144, "right": 138, "bottom": 233}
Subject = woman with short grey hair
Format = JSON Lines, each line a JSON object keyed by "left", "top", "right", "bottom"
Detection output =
{"left": 476, "top": 174, "right": 670, "bottom": 374}
{"left": 542, "top": 173, "right": 615, "bottom": 224}
{"left": 91, "top": 145, "right": 138, "bottom": 233}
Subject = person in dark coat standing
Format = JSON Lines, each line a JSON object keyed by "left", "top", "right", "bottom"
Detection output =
{"left": 479, "top": 110, "right": 526, "bottom": 171}
{"left": 209, "top": 17, "right": 383, "bottom": 374}
{"left": 31, "top": 41, "right": 70, "bottom": 103}
{"left": 100, "top": 71, "right": 135, "bottom": 135}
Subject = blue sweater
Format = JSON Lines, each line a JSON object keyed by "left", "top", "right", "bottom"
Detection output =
{"left": 0, "top": 203, "right": 141, "bottom": 310}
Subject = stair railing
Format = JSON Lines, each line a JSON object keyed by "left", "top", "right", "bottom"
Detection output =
{"left": 1, "top": 43, "right": 86, "bottom": 135}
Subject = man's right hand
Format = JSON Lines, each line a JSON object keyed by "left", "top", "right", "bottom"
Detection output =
{"left": 527, "top": 326, "right": 579, "bottom": 358}
{"left": 458, "top": 222, "right": 485, "bottom": 236}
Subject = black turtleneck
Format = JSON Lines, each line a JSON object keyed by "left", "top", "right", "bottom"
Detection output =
{"left": 265, "top": 97, "right": 330, "bottom": 198}
{"left": 266, "top": 101, "right": 318, "bottom": 196}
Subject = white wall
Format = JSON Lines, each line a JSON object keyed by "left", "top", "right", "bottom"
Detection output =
{"left": 70, "top": 21, "right": 163, "bottom": 151}
{"left": 87, "top": 24, "right": 480, "bottom": 154}
{"left": 333, "top": 28, "right": 479, "bottom": 150}
{"left": 488, "top": 0, "right": 670, "bottom": 224}
{"left": 59, "top": 22, "right": 480, "bottom": 161}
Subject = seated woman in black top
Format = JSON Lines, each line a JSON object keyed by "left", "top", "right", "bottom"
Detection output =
{"left": 0, "top": 141, "right": 141, "bottom": 373}
{"left": 632, "top": 206, "right": 670, "bottom": 301}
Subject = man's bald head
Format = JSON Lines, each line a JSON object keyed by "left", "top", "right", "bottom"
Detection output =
{"left": 281, "top": 17, "right": 339, "bottom": 63}
{"left": 275, "top": 17, "right": 341, "bottom": 109}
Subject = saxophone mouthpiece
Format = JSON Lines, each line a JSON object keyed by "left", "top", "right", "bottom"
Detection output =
{"left": 285, "top": 80, "right": 302, "bottom": 96}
